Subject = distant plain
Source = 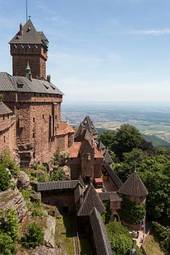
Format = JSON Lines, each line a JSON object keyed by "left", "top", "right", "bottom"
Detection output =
{"left": 63, "top": 103, "right": 170, "bottom": 145}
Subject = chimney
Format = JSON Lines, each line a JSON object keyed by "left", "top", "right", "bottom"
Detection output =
{"left": 47, "top": 75, "right": 51, "bottom": 83}
{"left": 25, "top": 62, "right": 32, "bottom": 81}
{"left": 19, "top": 23, "right": 23, "bottom": 36}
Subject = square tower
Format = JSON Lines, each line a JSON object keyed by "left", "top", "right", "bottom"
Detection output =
{"left": 9, "top": 19, "right": 48, "bottom": 80}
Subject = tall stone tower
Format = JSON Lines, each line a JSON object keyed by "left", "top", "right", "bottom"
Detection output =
{"left": 9, "top": 19, "right": 49, "bottom": 80}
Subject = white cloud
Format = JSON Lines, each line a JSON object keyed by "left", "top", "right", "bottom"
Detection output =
{"left": 129, "top": 28, "right": 170, "bottom": 36}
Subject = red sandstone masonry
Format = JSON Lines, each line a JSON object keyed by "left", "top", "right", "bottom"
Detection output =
{"left": 0, "top": 114, "right": 16, "bottom": 158}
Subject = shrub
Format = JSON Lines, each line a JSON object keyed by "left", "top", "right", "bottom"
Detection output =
{"left": 0, "top": 164, "right": 11, "bottom": 191}
{"left": 0, "top": 209, "right": 19, "bottom": 241}
{"left": 0, "top": 150, "right": 19, "bottom": 177}
{"left": 50, "top": 167, "right": 65, "bottom": 181}
{"left": 31, "top": 202, "right": 46, "bottom": 217}
{"left": 102, "top": 201, "right": 112, "bottom": 224}
{"left": 106, "top": 222, "right": 132, "bottom": 255}
{"left": 33, "top": 163, "right": 46, "bottom": 171}
{"left": 53, "top": 152, "right": 68, "bottom": 166}
{"left": 22, "top": 222, "right": 44, "bottom": 248}
{"left": 0, "top": 232, "right": 16, "bottom": 255}
{"left": 120, "top": 197, "right": 146, "bottom": 225}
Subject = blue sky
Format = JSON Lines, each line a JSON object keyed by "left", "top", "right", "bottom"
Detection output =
{"left": 1, "top": 0, "right": 170, "bottom": 104}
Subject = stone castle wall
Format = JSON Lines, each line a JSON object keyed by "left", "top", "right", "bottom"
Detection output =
{"left": 0, "top": 114, "right": 16, "bottom": 158}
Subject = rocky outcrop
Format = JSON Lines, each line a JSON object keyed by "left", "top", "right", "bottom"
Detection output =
{"left": 17, "top": 171, "right": 30, "bottom": 189}
{"left": 30, "top": 191, "right": 41, "bottom": 203}
{"left": 44, "top": 216, "right": 56, "bottom": 248}
{"left": 0, "top": 188, "right": 27, "bottom": 221}
{"left": 16, "top": 247, "right": 59, "bottom": 255}
{"left": 32, "top": 246, "right": 58, "bottom": 255}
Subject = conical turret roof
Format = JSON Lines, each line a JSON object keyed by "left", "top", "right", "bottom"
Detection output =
{"left": 119, "top": 172, "right": 148, "bottom": 197}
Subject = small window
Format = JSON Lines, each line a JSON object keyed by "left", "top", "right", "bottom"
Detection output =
{"left": 33, "top": 133, "right": 35, "bottom": 138}
{"left": 42, "top": 115, "right": 45, "bottom": 119}
{"left": 33, "top": 118, "right": 35, "bottom": 122}
{"left": 17, "top": 83, "right": 24, "bottom": 88}
{"left": 3, "top": 115, "right": 5, "bottom": 120}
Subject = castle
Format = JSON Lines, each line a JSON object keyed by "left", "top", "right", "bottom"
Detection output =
{"left": 0, "top": 19, "right": 148, "bottom": 255}
{"left": 0, "top": 19, "right": 74, "bottom": 167}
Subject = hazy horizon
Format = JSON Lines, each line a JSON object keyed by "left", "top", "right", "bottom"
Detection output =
{"left": 1, "top": 1, "right": 170, "bottom": 103}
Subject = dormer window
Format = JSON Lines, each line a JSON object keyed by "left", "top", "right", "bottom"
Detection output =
{"left": 17, "top": 83, "right": 24, "bottom": 88}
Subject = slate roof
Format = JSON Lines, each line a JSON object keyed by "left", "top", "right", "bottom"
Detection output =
{"left": 90, "top": 208, "right": 112, "bottom": 255}
{"left": 118, "top": 172, "right": 148, "bottom": 197}
{"left": 98, "top": 140, "right": 106, "bottom": 150}
{"left": 36, "top": 180, "right": 81, "bottom": 192}
{"left": 0, "top": 102, "right": 12, "bottom": 116}
{"left": 103, "top": 162, "right": 122, "bottom": 189}
{"left": 104, "top": 149, "right": 113, "bottom": 165}
{"left": 75, "top": 116, "right": 98, "bottom": 141}
{"left": 77, "top": 184, "right": 105, "bottom": 216}
{"left": 9, "top": 19, "right": 48, "bottom": 46}
{"left": 99, "top": 192, "right": 122, "bottom": 202}
{"left": 68, "top": 133, "right": 103, "bottom": 159}
{"left": 0, "top": 72, "right": 63, "bottom": 95}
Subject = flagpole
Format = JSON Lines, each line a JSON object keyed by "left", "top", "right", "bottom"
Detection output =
{"left": 26, "top": 0, "right": 28, "bottom": 22}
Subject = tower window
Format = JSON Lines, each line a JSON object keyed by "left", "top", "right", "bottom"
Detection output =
{"left": 33, "top": 118, "right": 35, "bottom": 122}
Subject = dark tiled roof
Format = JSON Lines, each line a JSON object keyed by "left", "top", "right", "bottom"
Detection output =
{"left": 99, "top": 192, "right": 122, "bottom": 202}
{"left": 9, "top": 19, "right": 48, "bottom": 46}
{"left": 98, "top": 140, "right": 106, "bottom": 150}
{"left": 75, "top": 116, "right": 98, "bottom": 141}
{"left": 0, "top": 102, "right": 12, "bottom": 115}
{"left": 90, "top": 208, "right": 112, "bottom": 255}
{"left": 36, "top": 180, "right": 81, "bottom": 192}
{"left": 77, "top": 184, "right": 105, "bottom": 216}
{"left": 119, "top": 172, "right": 148, "bottom": 197}
{"left": 103, "top": 162, "right": 122, "bottom": 189}
{"left": 104, "top": 149, "right": 113, "bottom": 165}
{"left": 0, "top": 72, "right": 63, "bottom": 95}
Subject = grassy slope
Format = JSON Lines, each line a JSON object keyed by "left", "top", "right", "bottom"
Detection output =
{"left": 55, "top": 215, "right": 75, "bottom": 255}
{"left": 143, "top": 235, "right": 165, "bottom": 255}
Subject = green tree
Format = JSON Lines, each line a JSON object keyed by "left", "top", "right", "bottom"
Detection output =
{"left": 0, "top": 164, "right": 11, "bottom": 191}
{"left": 0, "top": 232, "right": 16, "bottom": 255}
{"left": 22, "top": 222, "right": 44, "bottom": 248}
{"left": 100, "top": 130, "right": 116, "bottom": 150}
{"left": 106, "top": 221, "right": 133, "bottom": 255}
{"left": 114, "top": 148, "right": 146, "bottom": 181}
{"left": 113, "top": 124, "right": 143, "bottom": 158}
{"left": 50, "top": 167, "right": 65, "bottom": 181}
{"left": 152, "top": 222, "right": 170, "bottom": 254}
{"left": 120, "top": 197, "right": 146, "bottom": 225}
{"left": 138, "top": 156, "right": 170, "bottom": 225}
{"left": 100, "top": 125, "right": 144, "bottom": 160}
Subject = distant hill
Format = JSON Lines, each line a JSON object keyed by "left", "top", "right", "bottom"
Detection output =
{"left": 143, "top": 135, "right": 170, "bottom": 147}
{"left": 97, "top": 128, "right": 170, "bottom": 148}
